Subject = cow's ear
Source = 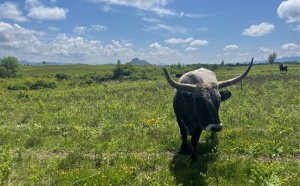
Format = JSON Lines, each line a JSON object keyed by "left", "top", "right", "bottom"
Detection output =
{"left": 220, "top": 91, "right": 231, "bottom": 101}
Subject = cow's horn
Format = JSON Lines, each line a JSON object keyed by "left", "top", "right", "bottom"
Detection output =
{"left": 217, "top": 57, "right": 253, "bottom": 89}
{"left": 163, "top": 68, "right": 196, "bottom": 92}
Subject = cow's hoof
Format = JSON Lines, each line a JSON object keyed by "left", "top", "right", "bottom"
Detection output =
{"left": 179, "top": 149, "right": 190, "bottom": 155}
{"left": 190, "top": 153, "right": 197, "bottom": 162}
{"left": 179, "top": 141, "right": 189, "bottom": 155}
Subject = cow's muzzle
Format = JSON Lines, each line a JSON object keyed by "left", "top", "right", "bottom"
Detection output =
{"left": 205, "top": 123, "right": 223, "bottom": 132}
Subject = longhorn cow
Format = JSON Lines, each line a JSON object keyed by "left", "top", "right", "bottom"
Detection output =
{"left": 163, "top": 58, "right": 253, "bottom": 162}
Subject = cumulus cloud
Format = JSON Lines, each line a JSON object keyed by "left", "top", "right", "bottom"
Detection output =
{"left": 27, "top": 6, "right": 68, "bottom": 20}
{"left": 0, "top": 22, "right": 44, "bottom": 49}
{"left": 281, "top": 43, "right": 300, "bottom": 56}
{"left": 73, "top": 25, "right": 107, "bottom": 35}
{"left": 164, "top": 37, "right": 194, "bottom": 44}
{"left": 224, "top": 45, "right": 239, "bottom": 50}
{"left": 26, "top": 0, "right": 68, "bottom": 20}
{"left": 242, "top": 22, "right": 275, "bottom": 37}
{"left": 149, "top": 42, "right": 161, "bottom": 49}
{"left": 185, "top": 47, "right": 198, "bottom": 51}
{"left": 259, "top": 47, "right": 272, "bottom": 53}
{"left": 281, "top": 43, "right": 300, "bottom": 50}
{"left": 190, "top": 39, "right": 209, "bottom": 46}
{"left": 147, "top": 42, "right": 184, "bottom": 63}
{"left": 0, "top": 21, "right": 136, "bottom": 63}
{"left": 0, "top": 2, "right": 28, "bottom": 22}
{"left": 73, "top": 26, "right": 87, "bottom": 35}
{"left": 41, "top": 34, "right": 136, "bottom": 63}
{"left": 277, "top": 0, "right": 300, "bottom": 23}
{"left": 164, "top": 37, "right": 209, "bottom": 50}
{"left": 91, "top": 24, "right": 108, "bottom": 31}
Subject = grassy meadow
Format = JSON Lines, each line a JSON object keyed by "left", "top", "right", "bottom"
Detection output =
{"left": 0, "top": 63, "right": 299, "bottom": 185}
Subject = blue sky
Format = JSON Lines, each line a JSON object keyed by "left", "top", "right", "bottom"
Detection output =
{"left": 0, "top": 0, "right": 299, "bottom": 64}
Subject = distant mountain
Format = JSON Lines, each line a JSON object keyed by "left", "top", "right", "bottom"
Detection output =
{"left": 256, "top": 56, "right": 300, "bottom": 64}
{"left": 275, "top": 56, "right": 300, "bottom": 63}
{"left": 130, "top": 58, "right": 152, "bottom": 66}
{"left": 19, "top": 60, "right": 73, "bottom": 66}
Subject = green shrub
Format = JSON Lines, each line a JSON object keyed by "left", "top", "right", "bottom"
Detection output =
{"left": 7, "top": 79, "right": 57, "bottom": 90}
{"left": 0, "top": 56, "right": 21, "bottom": 78}
{"left": 55, "top": 73, "right": 69, "bottom": 81}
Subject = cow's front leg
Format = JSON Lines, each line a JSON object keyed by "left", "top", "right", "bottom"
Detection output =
{"left": 190, "top": 129, "right": 202, "bottom": 162}
{"left": 177, "top": 119, "right": 189, "bottom": 155}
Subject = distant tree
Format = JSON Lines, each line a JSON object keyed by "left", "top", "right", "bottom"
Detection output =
{"left": 221, "top": 60, "right": 225, "bottom": 67}
{"left": 42, "top": 61, "right": 46, "bottom": 65}
{"left": 0, "top": 56, "right": 21, "bottom": 78}
{"left": 123, "top": 62, "right": 134, "bottom": 76}
{"left": 112, "top": 60, "right": 135, "bottom": 79}
{"left": 268, "top": 53, "right": 277, "bottom": 65}
{"left": 113, "top": 59, "right": 123, "bottom": 79}
{"left": 177, "top": 63, "right": 181, "bottom": 68}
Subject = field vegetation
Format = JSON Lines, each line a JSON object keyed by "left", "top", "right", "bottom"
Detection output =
{"left": 0, "top": 61, "right": 299, "bottom": 185}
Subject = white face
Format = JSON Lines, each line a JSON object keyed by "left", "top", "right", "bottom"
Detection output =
{"left": 205, "top": 123, "right": 223, "bottom": 132}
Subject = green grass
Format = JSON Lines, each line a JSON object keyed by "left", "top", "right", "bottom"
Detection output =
{"left": 0, "top": 63, "right": 299, "bottom": 185}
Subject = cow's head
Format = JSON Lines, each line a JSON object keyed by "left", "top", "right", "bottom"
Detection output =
{"left": 163, "top": 58, "right": 253, "bottom": 132}
{"left": 191, "top": 83, "right": 231, "bottom": 132}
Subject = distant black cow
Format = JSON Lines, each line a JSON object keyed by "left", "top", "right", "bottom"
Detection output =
{"left": 175, "top": 74, "right": 183, "bottom": 78}
{"left": 279, "top": 64, "right": 287, "bottom": 73}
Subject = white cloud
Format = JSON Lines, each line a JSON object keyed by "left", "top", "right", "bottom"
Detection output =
{"left": 73, "top": 26, "right": 87, "bottom": 35}
{"left": 0, "top": 2, "right": 28, "bottom": 22}
{"left": 164, "top": 38, "right": 209, "bottom": 50}
{"left": 237, "top": 53, "right": 250, "bottom": 56}
{"left": 145, "top": 23, "right": 187, "bottom": 34}
{"left": 190, "top": 39, "right": 209, "bottom": 46}
{"left": 277, "top": 0, "right": 300, "bottom": 23}
{"left": 164, "top": 37, "right": 194, "bottom": 44}
{"left": 124, "top": 43, "right": 133, "bottom": 48}
{"left": 142, "top": 17, "right": 161, "bottom": 23}
{"left": 73, "top": 25, "right": 108, "bottom": 35}
{"left": 44, "top": 34, "right": 137, "bottom": 63}
{"left": 25, "top": 0, "right": 42, "bottom": 8}
{"left": 281, "top": 43, "right": 300, "bottom": 57}
{"left": 91, "top": 24, "right": 108, "bottom": 31}
{"left": 25, "top": 0, "right": 68, "bottom": 20}
{"left": 224, "top": 45, "right": 239, "bottom": 50}
{"left": 259, "top": 47, "right": 272, "bottom": 53}
{"left": 185, "top": 47, "right": 198, "bottom": 51}
{"left": 48, "top": 26, "right": 60, "bottom": 31}
{"left": 146, "top": 42, "right": 184, "bottom": 63}
{"left": 242, "top": 22, "right": 275, "bottom": 37}
{"left": 281, "top": 43, "right": 300, "bottom": 50}
{"left": 149, "top": 42, "right": 161, "bottom": 49}
{"left": 89, "top": 0, "right": 175, "bottom": 16}
{"left": 0, "top": 22, "right": 44, "bottom": 49}
{"left": 27, "top": 6, "right": 68, "bottom": 20}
